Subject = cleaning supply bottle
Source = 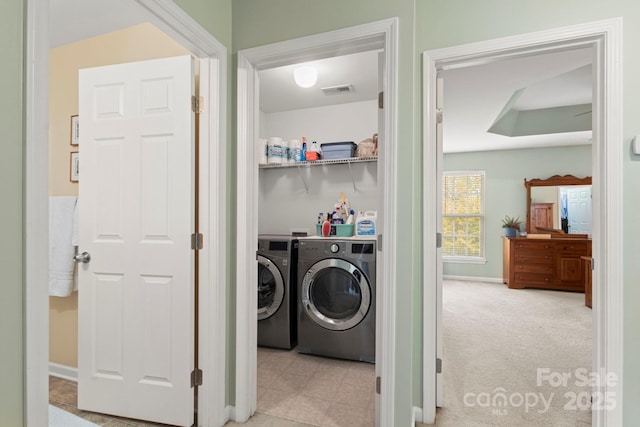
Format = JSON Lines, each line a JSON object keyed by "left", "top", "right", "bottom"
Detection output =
{"left": 346, "top": 209, "right": 355, "bottom": 225}
{"left": 301, "top": 137, "right": 307, "bottom": 162}
{"left": 281, "top": 138, "right": 290, "bottom": 164}
{"left": 313, "top": 141, "right": 322, "bottom": 160}
{"left": 306, "top": 140, "right": 320, "bottom": 161}
{"left": 356, "top": 211, "right": 377, "bottom": 236}
{"left": 292, "top": 139, "right": 302, "bottom": 162}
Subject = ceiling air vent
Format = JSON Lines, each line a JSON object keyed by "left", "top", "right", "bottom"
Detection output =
{"left": 321, "top": 84, "right": 354, "bottom": 95}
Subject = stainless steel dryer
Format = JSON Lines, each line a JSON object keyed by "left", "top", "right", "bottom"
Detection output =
{"left": 297, "top": 238, "right": 376, "bottom": 362}
{"left": 257, "top": 235, "right": 298, "bottom": 349}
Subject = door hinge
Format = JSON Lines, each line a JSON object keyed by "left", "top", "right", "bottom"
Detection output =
{"left": 436, "top": 358, "right": 442, "bottom": 374}
{"left": 592, "top": 258, "right": 595, "bottom": 270}
{"left": 378, "top": 91, "right": 384, "bottom": 109}
{"left": 191, "top": 233, "right": 203, "bottom": 250}
{"left": 191, "top": 368, "right": 203, "bottom": 388}
{"left": 436, "top": 232, "right": 442, "bottom": 248}
{"left": 376, "top": 376, "right": 381, "bottom": 394}
{"left": 436, "top": 108, "right": 443, "bottom": 124}
{"left": 192, "top": 95, "right": 204, "bottom": 113}
{"left": 377, "top": 234, "right": 382, "bottom": 252}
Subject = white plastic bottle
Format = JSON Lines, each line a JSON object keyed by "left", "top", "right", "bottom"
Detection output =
{"left": 355, "top": 211, "right": 377, "bottom": 236}
{"left": 281, "top": 138, "right": 290, "bottom": 164}
{"left": 346, "top": 209, "right": 355, "bottom": 225}
{"left": 288, "top": 139, "right": 299, "bottom": 163}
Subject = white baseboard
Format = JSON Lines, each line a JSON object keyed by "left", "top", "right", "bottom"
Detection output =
{"left": 443, "top": 275, "right": 503, "bottom": 284}
{"left": 225, "top": 405, "right": 235, "bottom": 422}
{"left": 412, "top": 406, "right": 424, "bottom": 424}
{"left": 49, "top": 362, "right": 78, "bottom": 382}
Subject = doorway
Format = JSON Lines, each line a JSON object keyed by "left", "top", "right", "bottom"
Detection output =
{"left": 563, "top": 186, "right": 593, "bottom": 235}
{"left": 25, "top": 1, "right": 228, "bottom": 426}
{"left": 438, "top": 44, "right": 595, "bottom": 425}
{"left": 422, "top": 18, "right": 624, "bottom": 425}
{"left": 253, "top": 49, "right": 380, "bottom": 425}
{"left": 235, "top": 18, "right": 399, "bottom": 426}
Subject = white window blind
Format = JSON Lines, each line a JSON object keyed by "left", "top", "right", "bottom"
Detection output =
{"left": 442, "top": 171, "right": 485, "bottom": 260}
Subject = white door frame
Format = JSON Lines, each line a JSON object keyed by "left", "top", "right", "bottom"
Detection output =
{"left": 422, "top": 18, "right": 624, "bottom": 425}
{"left": 25, "top": 1, "right": 228, "bottom": 426}
{"left": 235, "top": 18, "right": 399, "bottom": 425}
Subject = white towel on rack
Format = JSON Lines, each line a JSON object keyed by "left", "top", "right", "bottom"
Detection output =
{"left": 49, "top": 196, "right": 78, "bottom": 297}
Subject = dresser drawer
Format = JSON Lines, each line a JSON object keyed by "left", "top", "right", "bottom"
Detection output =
{"left": 555, "top": 242, "right": 589, "bottom": 254}
{"left": 513, "top": 272, "right": 554, "bottom": 286}
{"left": 514, "top": 252, "right": 554, "bottom": 264}
{"left": 514, "top": 263, "right": 553, "bottom": 274}
{"left": 513, "top": 241, "right": 555, "bottom": 251}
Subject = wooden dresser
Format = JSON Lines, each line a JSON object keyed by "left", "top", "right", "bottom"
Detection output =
{"left": 581, "top": 256, "right": 592, "bottom": 308}
{"left": 503, "top": 237, "right": 592, "bottom": 292}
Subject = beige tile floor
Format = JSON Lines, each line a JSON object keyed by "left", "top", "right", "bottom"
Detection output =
{"left": 252, "top": 347, "right": 375, "bottom": 427}
{"left": 49, "top": 347, "right": 375, "bottom": 427}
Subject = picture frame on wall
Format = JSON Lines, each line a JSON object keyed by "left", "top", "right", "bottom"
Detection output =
{"left": 70, "top": 152, "right": 79, "bottom": 182}
{"left": 70, "top": 115, "right": 79, "bottom": 146}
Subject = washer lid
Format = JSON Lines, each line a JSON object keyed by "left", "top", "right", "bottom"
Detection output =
{"left": 257, "top": 255, "right": 285, "bottom": 320}
{"left": 301, "top": 258, "right": 371, "bottom": 331}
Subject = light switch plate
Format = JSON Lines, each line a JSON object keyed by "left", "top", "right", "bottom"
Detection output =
{"left": 634, "top": 135, "right": 640, "bottom": 155}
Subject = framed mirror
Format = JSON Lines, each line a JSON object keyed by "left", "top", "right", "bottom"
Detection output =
{"left": 524, "top": 175, "right": 592, "bottom": 235}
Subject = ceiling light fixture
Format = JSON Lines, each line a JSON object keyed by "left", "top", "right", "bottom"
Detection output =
{"left": 293, "top": 66, "right": 318, "bottom": 88}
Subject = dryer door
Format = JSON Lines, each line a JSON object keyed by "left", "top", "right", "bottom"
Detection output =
{"left": 301, "top": 258, "right": 371, "bottom": 331}
{"left": 257, "top": 255, "right": 285, "bottom": 320}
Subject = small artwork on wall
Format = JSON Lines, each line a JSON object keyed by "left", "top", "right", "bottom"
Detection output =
{"left": 70, "top": 152, "right": 79, "bottom": 183}
{"left": 70, "top": 115, "right": 79, "bottom": 146}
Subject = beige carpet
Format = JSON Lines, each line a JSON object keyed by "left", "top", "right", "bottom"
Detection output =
{"left": 431, "top": 280, "right": 593, "bottom": 426}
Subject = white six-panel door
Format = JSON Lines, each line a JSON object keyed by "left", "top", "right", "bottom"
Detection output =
{"left": 566, "top": 186, "right": 592, "bottom": 235}
{"left": 77, "top": 55, "right": 196, "bottom": 427}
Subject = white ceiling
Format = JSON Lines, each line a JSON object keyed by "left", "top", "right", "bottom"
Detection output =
{"left": 442, "top": 47, "right": 593, "bottom": 153}
{"left": 49, "top": 0, "right": 150, "bottom": 48}
{"left": 49, "top": 1, "right": 593, "bottom": 154}
{"left": 259, "top": 50, "right": 380, "bottom": 113}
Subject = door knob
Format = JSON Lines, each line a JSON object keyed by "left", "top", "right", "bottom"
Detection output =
{"left": 73, "top": 252, "right": 91, "bottom": 263}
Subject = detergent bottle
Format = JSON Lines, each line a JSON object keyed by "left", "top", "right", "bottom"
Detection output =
{"left": 355, "top": 211, "right": 377, "bottom": 236}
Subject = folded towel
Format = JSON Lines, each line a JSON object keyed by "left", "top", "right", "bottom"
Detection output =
{"left": 71, "top": 200, "right": 79, "bottom": 247}
{"left": 49, "top": 196, "right": 78, "bottom": 297}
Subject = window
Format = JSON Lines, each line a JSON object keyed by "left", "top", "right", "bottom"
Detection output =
{"left": 442, "top": 171, "right": 485, "bottom": 261}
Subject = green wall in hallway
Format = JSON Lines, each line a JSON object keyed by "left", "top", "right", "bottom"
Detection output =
{"left": 0, "top": 0, "right": 24, "bottom": 425}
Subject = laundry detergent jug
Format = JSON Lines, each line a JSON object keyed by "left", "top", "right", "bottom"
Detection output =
{"left": 355, "top": 211, "right": 377, "bottom": 236}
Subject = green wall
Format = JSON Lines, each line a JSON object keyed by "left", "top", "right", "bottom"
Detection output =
{"left": 417, "top": 1, "right": 640, "bottom": 424}
{"left": 173, "top": 0, "right": 232, "bottom": 48}
{"left": 0, "top": 0, "right": 24, "bottom": 425}
{"left": 232, "top": 1, "right": 418, "bottom": 424}
{"left": 443, "top": 145, "right": 592, "bottom": 279}
{"left": 173, "top": 0, "right": 236, "bottom": 407}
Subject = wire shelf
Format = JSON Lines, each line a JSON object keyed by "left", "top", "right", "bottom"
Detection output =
{"left": 258, "top": 156, "right": 377, "bottom": 169}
